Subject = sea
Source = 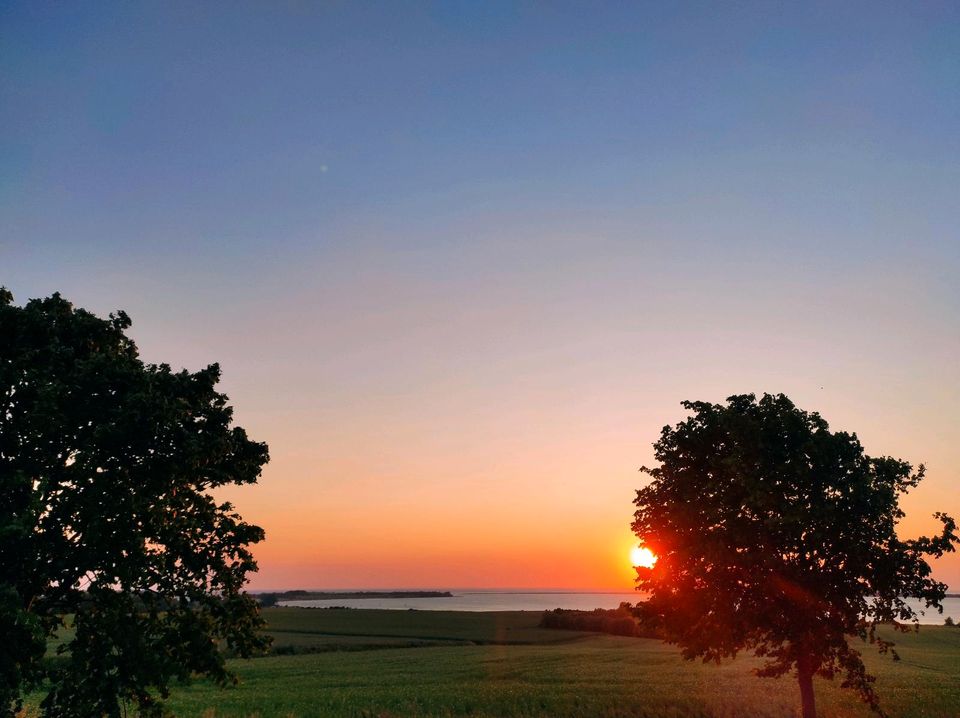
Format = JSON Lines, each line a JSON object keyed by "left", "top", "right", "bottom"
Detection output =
{"left": 278, "top": 590, "right": 960, "bottom": 625}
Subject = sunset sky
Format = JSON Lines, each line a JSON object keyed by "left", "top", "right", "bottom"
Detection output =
{"left": 2, "top": 2, "right": 958, "bottom": 590}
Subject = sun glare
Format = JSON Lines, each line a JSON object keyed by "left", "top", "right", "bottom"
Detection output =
{"left": 630, "top": 546, "right": 657, "bottom": 569}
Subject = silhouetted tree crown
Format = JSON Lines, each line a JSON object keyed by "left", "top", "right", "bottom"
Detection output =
{"left": 0, "top": 290, "right": 270, "bottom": 717}
{"left": 632, "top": 393, "right": 956, "bottom": 718}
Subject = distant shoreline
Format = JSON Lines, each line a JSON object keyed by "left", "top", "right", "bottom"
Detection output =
{"left": 256, "top": 590, "right": 453, "bottom": 603}
{"left": 256, "top": 589, "right": 959, "bottom": 603}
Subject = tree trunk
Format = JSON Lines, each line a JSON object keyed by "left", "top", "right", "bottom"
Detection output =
{"left": 798, "top": 665, "right": 816, "bottom": 718}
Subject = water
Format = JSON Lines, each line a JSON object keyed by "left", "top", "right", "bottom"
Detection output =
{"left": 279, "top": 591, "right": 960, "bottom": 624}
{"left": 280, "top": 591, "right": 641, "bottom": 612}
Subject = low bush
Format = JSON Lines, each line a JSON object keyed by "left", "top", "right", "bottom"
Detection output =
{"left": 539, "top": 603, "right": 661, "bottom": 638}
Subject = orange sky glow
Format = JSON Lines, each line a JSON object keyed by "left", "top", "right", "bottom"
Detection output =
{"left": 208, "top": 328, "right": 959, "bottom": 593}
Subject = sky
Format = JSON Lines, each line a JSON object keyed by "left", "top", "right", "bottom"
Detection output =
{"left": 2, "top": 1, "right": 958, "bottom": 590}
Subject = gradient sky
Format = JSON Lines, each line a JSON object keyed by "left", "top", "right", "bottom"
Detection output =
{"left": 2, "top": 2, "right": 958, "bottom": 590}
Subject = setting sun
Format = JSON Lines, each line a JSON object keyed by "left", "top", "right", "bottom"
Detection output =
{"left": 630, "top": 546, "right": 657, "bottom": 569}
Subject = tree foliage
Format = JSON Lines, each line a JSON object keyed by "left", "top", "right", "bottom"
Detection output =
{"left": 0, "top": 290, "right": 270, "bottom": 717}
{"left": 632, "top": 393, "right": 957, "bottom": 717}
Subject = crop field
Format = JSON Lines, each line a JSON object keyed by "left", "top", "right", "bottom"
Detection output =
{"left": 261, "top": 607, "right": 587, "bottom": 650}
{"left": 180, "top": 609, "right": 960, "bottom": 718}
{"left": 28, "top": 609, "right": 960, "bottom": 717}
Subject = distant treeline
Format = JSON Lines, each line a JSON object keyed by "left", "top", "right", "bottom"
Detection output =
{"left": 256, "top": 590, "right": 453, "bottom": 607}
{"left": 540, "top": 603, "right": 660, "bottom": 638}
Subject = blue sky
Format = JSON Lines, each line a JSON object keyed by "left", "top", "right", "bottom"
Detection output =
{"left": 4, "top": 2, "right": 958, "bottom": 267}
{"left": 2, "top": 2, "right": 959, "bottom": 588}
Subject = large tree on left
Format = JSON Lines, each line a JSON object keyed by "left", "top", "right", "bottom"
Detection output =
{"left": 0, "top": 290, "right": 270, "bottom": 717}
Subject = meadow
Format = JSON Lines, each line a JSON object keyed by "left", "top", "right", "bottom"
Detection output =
{"left": 157, "top": 608, "right": 959, "bottom": 718}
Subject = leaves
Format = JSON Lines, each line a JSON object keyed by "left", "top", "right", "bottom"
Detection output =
{"left": 632, "top": 393, "right": 957, "bottom": 716}
{"left": 0, "top": 291, "right": 271, "bottom": 717}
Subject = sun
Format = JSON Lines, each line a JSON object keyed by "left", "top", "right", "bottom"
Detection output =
{"left": 630, "top": 546, "right": 657, "bottom": 569}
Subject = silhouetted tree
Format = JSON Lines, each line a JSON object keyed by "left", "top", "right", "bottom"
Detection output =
{"left": 632, "top": 394, "right": 956, "bottom": 718}
{"left": 0, "top": 290, "right": 270, "bottom": 717}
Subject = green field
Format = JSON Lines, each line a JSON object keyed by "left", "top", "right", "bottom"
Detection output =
{"left": 29, "top": 608, "right": 960, "bottom": 717}
{"left": 173, "top": 609, "right": 960, "bottom": 718}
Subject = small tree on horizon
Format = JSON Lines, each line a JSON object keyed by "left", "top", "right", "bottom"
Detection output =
{"left": 632, "top": 393, "right": 957, "bottom": 718}
{"left": 0, "top": 290, "right": 270, "bottom": 717}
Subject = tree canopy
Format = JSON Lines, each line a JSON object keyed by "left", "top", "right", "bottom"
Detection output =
{"left": 632, "top": 393, "right": 957, "bottom": 718}
{"left": 0, "top": 290, "right": 270, "bottom": 717}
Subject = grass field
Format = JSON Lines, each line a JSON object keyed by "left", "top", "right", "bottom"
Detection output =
{"left": 174, "top": 608, "right": 960, "bottom": 718}
{"left": 261, "top": 608, "right": 587, "bottom": 650}
{"left": 28, "top": 608, "right": 960, "bottom": 717}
